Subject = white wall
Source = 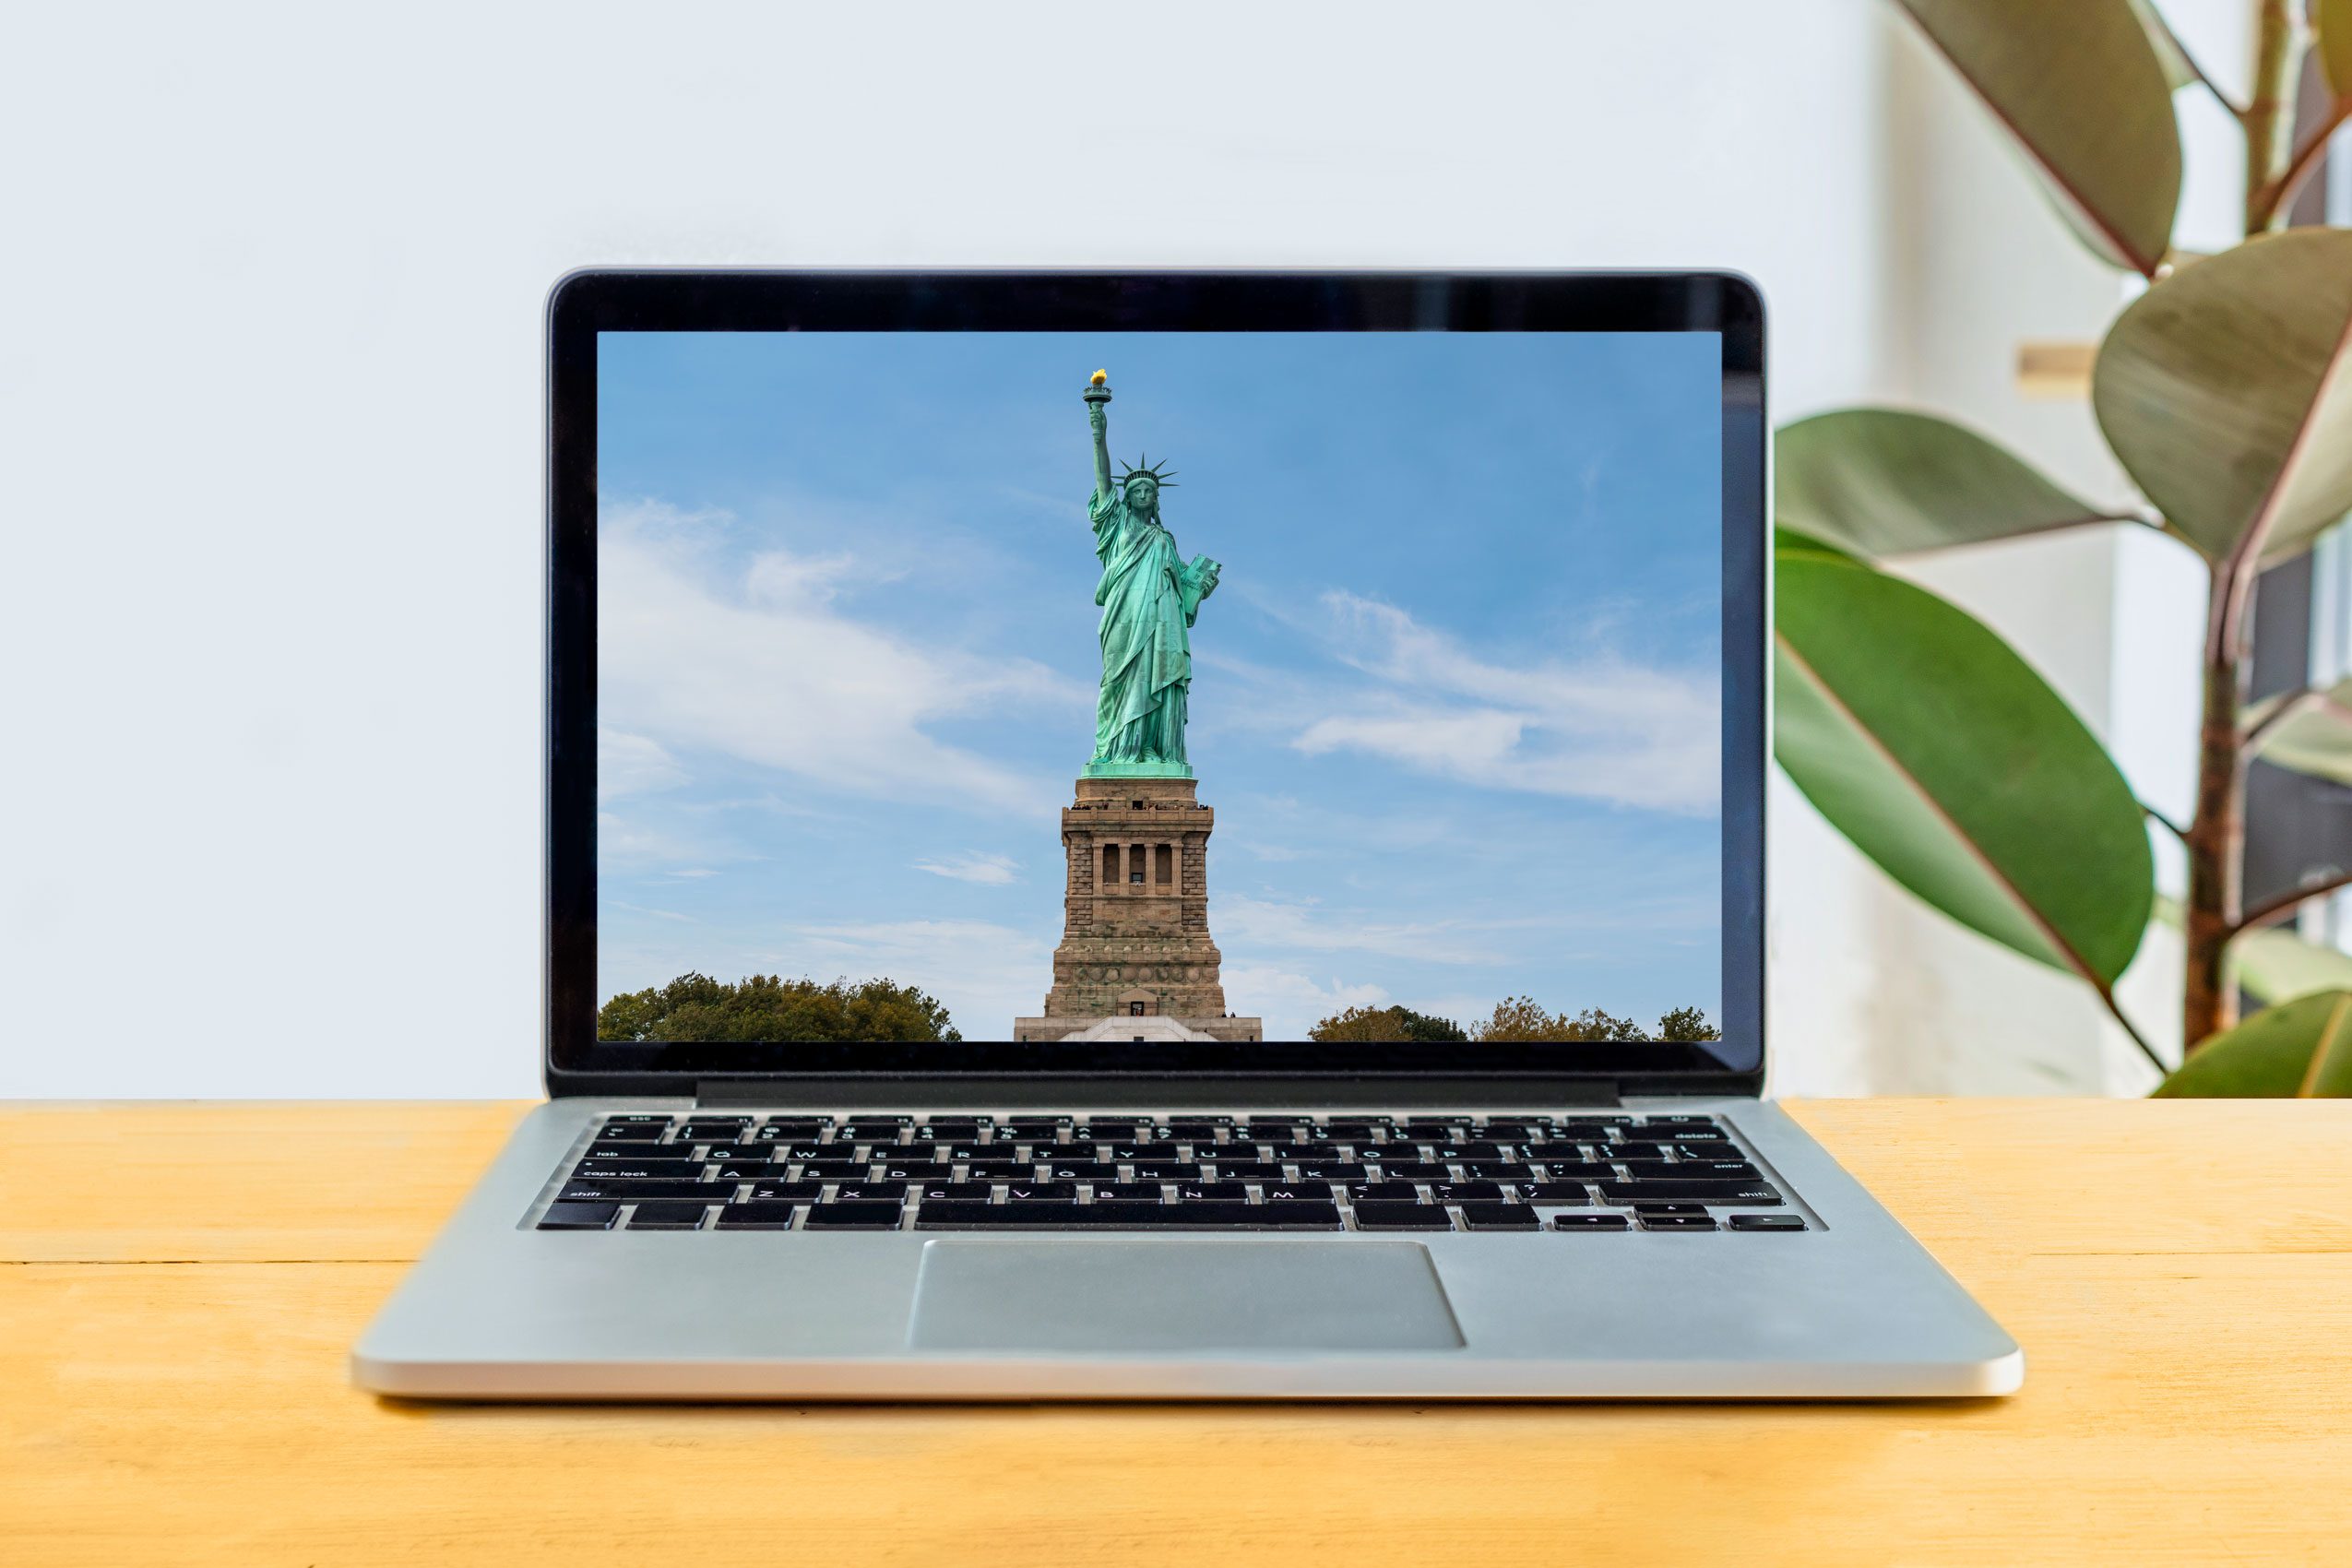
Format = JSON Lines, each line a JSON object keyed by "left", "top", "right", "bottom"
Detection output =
{"left": 6, "top": 0, "right": 1910, "bottom": 1097}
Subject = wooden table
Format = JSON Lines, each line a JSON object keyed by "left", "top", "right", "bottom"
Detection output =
{"left": 5, "top": 1099, "right": 2348, "bottom": 1565}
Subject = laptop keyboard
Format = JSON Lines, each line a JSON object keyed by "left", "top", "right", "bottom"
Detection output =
{"left": 536, "top": 1111, "right": 1806, "bottom": 1233}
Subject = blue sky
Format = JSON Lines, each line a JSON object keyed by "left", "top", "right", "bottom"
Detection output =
{"left": 597, "top": 329, "right": 1722, "bottom": 1041}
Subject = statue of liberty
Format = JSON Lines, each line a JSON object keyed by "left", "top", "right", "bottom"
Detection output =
{"left": 1080, "top": 371, "right": 1221, "bottom": 778}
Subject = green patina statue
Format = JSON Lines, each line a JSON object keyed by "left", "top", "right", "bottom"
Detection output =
{"left": 1081, "top": 371, "right": 1221, "bottom": 778}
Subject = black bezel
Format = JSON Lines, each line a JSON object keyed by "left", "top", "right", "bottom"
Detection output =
{"left": 545, "top": 269, "right": 1766, "bottom": 1098}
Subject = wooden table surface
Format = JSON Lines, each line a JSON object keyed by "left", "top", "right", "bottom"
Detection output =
{"left": 5, "top": 1099, "right": 2349, "bottom": 1566}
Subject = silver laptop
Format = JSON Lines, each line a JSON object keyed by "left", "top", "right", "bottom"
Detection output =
{"left": 352, "top": 269, "right": 2020, "bottom": 1399}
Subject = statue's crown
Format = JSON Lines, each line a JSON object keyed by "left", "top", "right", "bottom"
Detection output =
{"left": 1118, "top": 454, "right": 1177, "bottom": 489}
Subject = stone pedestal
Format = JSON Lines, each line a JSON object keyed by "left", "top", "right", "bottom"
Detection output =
{"left": 1012, "top": 775, "right": 1262, "bottom": 1043}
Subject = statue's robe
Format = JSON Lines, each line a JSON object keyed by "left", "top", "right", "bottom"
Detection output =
{"left": 1088, "top": 486, "right": 1215, "bottom": 765}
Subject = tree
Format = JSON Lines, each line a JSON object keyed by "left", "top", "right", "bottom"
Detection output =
{"left": 1453, "top": 999, "right": 1718, "bottom": 1042}
{"left": 1470, "top": 996, "right": 1649, "bottom": 1042}
{"left": 1772, "top": 1, "right": 2352, "bottom": 1093}
{"left": 596, "top": 972, "right": 960, "bottom": 1042}
{"left": 1308, "top": 1004, "right": 1469, "bottom": 1042}
{"left": 1656, "top": 1005, "right": 1721, "bottom": 1041}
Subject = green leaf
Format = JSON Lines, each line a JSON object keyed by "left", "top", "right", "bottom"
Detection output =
{"left": 2093, "top": 229, "right": 2352, "bottom": 564}
{"left": 1777, "top": 409, "right": 2128, "bottom": 558}
{"left": 2321, "top": 0, "right": 2352, "bottom": 101}
{"left": 1895, "top": 0, "right": 2181, "bottom": 276}
{"left": 1774, "top": 525, "right": 1857, "bottom": 563}
{"left": 2236, "top": 928, "right": 2352, "bottom": 1006}
{"left": 2123, "top": 0, "right": 2199, "bottom": 91}
{"left": 2155, "top": 989, "right": 2352, "bottom": 1096}
{"left": 1775, "top": 552, "right": 2154, "bottom": 985}
{"left": 2247, "top": 677, "right": 2352, "bottom": 786}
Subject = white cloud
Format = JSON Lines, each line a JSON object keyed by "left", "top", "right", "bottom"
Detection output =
{"left": 1232, "top": 590, "right": 1719, "bottom": 814}
{"left": 1218, "top": 965, "right": 1388, "bottom": 1043}
{"left": 914, "top": 851, "right": 1020, "bottom": 885}
{"left": 776, "top": 917, "right": 1054, "bottom": 1040}
{"left": 598, "top": 497, "right": 1088, "bottom": 819}
{"left": 598, "top": 729, "right": 687, "bottom": 802}
{"left": 1218, "top": 891, "right": 1515, "bottom": 968}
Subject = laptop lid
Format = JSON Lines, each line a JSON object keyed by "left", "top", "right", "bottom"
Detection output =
{"left": 544, "top": 271, "right": 1764, "bottom": 1099}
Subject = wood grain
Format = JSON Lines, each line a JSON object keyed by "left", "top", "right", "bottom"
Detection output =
{"left": 5, "top": 1099, "right": 2349, "bottom": 1566}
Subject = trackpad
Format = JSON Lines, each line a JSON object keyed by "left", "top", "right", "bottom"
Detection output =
{"left": 907, "top": 1239, "right": 1463, "bottom": 1352}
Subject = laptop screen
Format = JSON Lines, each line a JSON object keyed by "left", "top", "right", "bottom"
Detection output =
{"left": 591, "top": 325, "right": 1728, "bottom": 1057}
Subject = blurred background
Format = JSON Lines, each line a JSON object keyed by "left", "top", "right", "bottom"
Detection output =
{"left": 3, "top": 0, "right": 2342, "bottom": 1098}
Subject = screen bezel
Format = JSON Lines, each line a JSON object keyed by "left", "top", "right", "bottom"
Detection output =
{"left": 546, "top": 269, "right": 1765, "bottom": 1097}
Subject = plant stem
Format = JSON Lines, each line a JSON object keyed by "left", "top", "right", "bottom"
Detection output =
{"left": 2183, "top": 563, "right": 2252, "bottom": 1050}
{"left": 2235, "top": 868, "right": 2352, "bottom": 933}
{"left": 2241, "top": 0, "right": 2303, "bottom": 233}
{"left": 2179, "top": 0, "right": 2310, "bottom": 1054}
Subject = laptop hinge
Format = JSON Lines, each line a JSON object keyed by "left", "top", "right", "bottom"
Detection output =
{"left": 692, "top": 1076, "right": 1625, "bottom": 1110}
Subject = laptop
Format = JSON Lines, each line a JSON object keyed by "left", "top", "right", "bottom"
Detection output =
{"left": 351, "top": 269, "right": 2021, "bottom": 1399}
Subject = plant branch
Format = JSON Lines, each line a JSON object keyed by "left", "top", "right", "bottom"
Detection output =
{"left": 2148, "top": 5, "right": 2247, "bottom": 116}
{"left": 2097, "top": 983, "right": 2170, "bottom": 1075}
{"left": 2233, "top": 868, "right": 2352, "bottom": 934}
{"left": 2250, "top": 97, "right": 2352, "bottom": 231}
{"left": 2240, "top": 0, "right": 2307, "bottom": 235}
{"left": 2243, "top": 684, "right": 2313, "bottom": 748}
{"left": 2143, "top": 802, "right": 2189, "bottom": 841}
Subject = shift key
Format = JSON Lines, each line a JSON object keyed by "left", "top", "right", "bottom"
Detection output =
{"left": 1597, "top": 1180, "right": 1780, "bottom": 1204}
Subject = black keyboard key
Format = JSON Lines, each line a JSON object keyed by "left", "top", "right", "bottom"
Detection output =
{"left": 694, "top": 1144, "right": 777, "bottom": 1163}
{"left": 1605, "top": 1142, "right": 1671, "bottom": 1161}
{"left": 1001, "top": 1183, "right": 1079, "bottom": 1203}
{"left": 827, "top": 1182, "right": 909, "bottom": 1203}
{"left": 1093, "top": 1182, "right": 1174, "bottom": 1202}
{"left": 1514, "top": 1183, "right": 1592, "bottom": 1205}
{"left": 1652, "top": 1125, "right": 1728, "bottom": 1142}
{"left": 1460, "top": 1202, "right": 1539, "bottom": 1229}
{"left": 1522, "top": 1141, "right": 1597, "bottom": 1161}
{"left": 587, "top": 1142, "right": 686, "bottom": 1161}
{"left": 561, "top": 1179, "right": 731, "bottom": 1202}
{"left": 754, "top": 1118, "right": 829, "bottom": 1138}
{"left": 1212, "top": 1161, "right": 1289, "bottom": 1181}
{"left": 715, "top": 1201, "right": 803, "bottom": 1229}
{"left": 1430, "top": 1182, "right": 1503, "bottom": 1203}
{"left": 914, "top": 1200, "right": 1340, "bottom": 1229}
{"left": 747, "top": 1182, "right": 826, "bottom": 1202}
{"left": 709, "top": 1163, "right": 779, "bottom": 1181}
{"left": 1598, "top": 1181, "right": 1781, "bottom": 1205}
{"left": 1463, "top": 1162, "right": 1535, "bottom": 1181}
{"left": 627, "top": 1201, "right": 713, "bottom": 1229}
{"left": 880, "top": 1162, "right": 948, "bottom": 1182}
{"left": 1163, "top": 1120, "right": 1228, "bottom": 1140}
{"left": 1258, "top": 1181, "right": 1334, "bottom": 1201}
{"left": 594, "top": 1123, "right": 667, "bottom": 1141}
{"left": 571, "top": 1162, "right": 697, "bottom": 1180}
{"left": 839, "top": 1118, "right": 911, "bottom": 1137}
{"left": 1552, "top": 1213, "right": 1630, "bottom": 1230}
{"left": 917, "top": 1182, "right": 998, "bottom": 1203}
{"left": 966, "top": 1162, "right": 1039, "bottom": 1180}
{"left": 1347, "top": 1182, "right": 1425, "bottom": 1202}
{"left": 803, "top": 1200, "right": 904, "bottom": 1229}
{"left": 1652, "top": 1159, "right": 1763, "bottom": 1179}
{"left": 1044, "top": 1163, "right": 1114, "bottom": 1182}
{"left": 1316, "top": 1163, "right": 1373, "bottom": 1181}
{"left": 1631, "top": 1202, "right": 1708, "bottom": 1217}
{"left": 797, "top": 1159, "right": 874, "bottom": 1180}
{"left": 1638, "top": 1214, "right": 1717, "bottom": 1230}
{"left": 675, "top": 1120, "right": 751, "bottom": 1140}
{"left": 537, "top": 1201, "right": 619, "bottom": 1229}
{"left": 1540, "top": 1162, "right": 1617, "bottom": 1181}
{"left": 1352, "top": 1201, "right": 1453, "bottom": 1230}
{"left": 1134, "top": 1163, "right": 1207, "bottom": 1181}
{"left": 1172, "top": 1181, "right": 1248, "bottom": 1201}
{"left": 1728, "top": 1214, "right": 1807, "bottom": 1231}
{"left": 1381, "top": 1161, "right": 1456, "bottom": 1180}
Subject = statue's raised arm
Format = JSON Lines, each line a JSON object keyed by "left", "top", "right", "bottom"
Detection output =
{"left": 1083, "top": 370, "right": 1115, "bottom": 505}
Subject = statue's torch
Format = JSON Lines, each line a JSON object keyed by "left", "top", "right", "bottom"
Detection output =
{"left": 1083, "top": 368, "right": 1112, "bottom": 407}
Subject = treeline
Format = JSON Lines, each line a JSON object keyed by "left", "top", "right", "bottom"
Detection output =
{"left": 1311, "top": 997, "right": 1720, "bottom": 1043}
{"left": 597, "top": 973, "right": 959, "bottom": 1042}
